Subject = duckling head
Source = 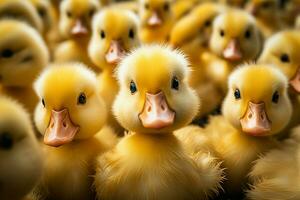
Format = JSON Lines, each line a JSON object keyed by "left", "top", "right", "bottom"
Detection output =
{"left": 113, "top": 45, "right": 199, "bottom": 134}
{"left": 34, "top": 63, "right": 107, "bottom": 147}
{"left": 0, "top": 20, "right": 49, "bottom": 88}
{"left": 88, "top": 8, "right": 140, "bottom": 70}
{"left": 259, "top": 30, "right": 300, "bottom": 94}
{"left": 0, "top": 97, "right": 43, "bottom": 200}
{"left": 59, "top": 0, "right": 100, "bottom": 39}
{"left": 246, "top": 0, "right": 278, "bottom": 21}
{"left": 210, "top": 10, "right": 262, "bottom": 63}
{"left": 223, "top": 64, "right": 292, "bottom": 136}
{"left": 0, "top": 0, "right": 43, "bottom": 32}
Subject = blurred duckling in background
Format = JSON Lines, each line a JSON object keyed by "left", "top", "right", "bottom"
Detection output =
{"left": 218, "top": 0, "right": 246, "bottom": 7}
{"left": 89, "top": 8, "right": 140, "bottom": 133}
{"left": 138, "top": 0, "right": 174, "bottom": 43}
{"left": 172, "top": 0, "right": 199, "bottom": 20}
{"left": 0, "top": 97, "right": 43, "bottom": 200}
{"left": 0, "top": 20, "right": 49, "bottom": 114}
{"left": 94, "top": 45, "right": 224, "bottom": 200}
{"left": 277, "top": 0, "right": 300, "bottom": 28}
{"left": 203, "top": 64, "right": 292, "bottom": 197}
{"left": 170, "top": 2, "right": 226, "bottom": 118}
{"left": 32, "top": 64, "right": 117, "bottom": 200}
{"left": 55, "top": 0, "right": 100, "bottom": 70}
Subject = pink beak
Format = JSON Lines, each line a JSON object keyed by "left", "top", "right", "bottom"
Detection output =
{"left": 71, "top": 20, "right": 88, "bottom": 37}
{"left": 290, "top": 68, "right": 300, "bottom": 93}
{"left": 105, "top": 40, "right": 126, "bottom": 64}
{"left": 147, "top": 12, "right": 162, "bottom": 26}
{"left": 223, "top": 39, "right": 242, "bottom": 61}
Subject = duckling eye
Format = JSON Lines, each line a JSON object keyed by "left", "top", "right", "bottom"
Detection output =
{"left": 204, "top": 20, "right": 211, "bottom": 27}
{"left": 234, "top": 88, "right": 241, "bottom": 100}
{"left": 1, "top": 49, "right": 14, "bottom": 58}
{"left": 89, "top": 9, "right": 95, "bottom": 17}
{"left": 100, "top": 30, "right": 105, "bottom": 39}
{"left": 220, "top": 29, "right": 225, "bottom": 37}
{"left": 77, "top": 93, "right": 87, "bottom": 105}
{"left": 42, "top": 98, "right": 45, "bottom": 107}
{"left": 163, "top": 2, "right": 170, "bottom": 11}
{"left": 171, "top": 76, "right": 179, "bottom": 90}
{"left": 272, "top": 91, "right": 279, "bottom": 103}
{"left": 38, "top": 7, "right": 46, "bottom": 18}
{"left": 280, "top": 53, "right": 290, "bottom": 63}
{"left": 144, "top": 3, "right": 149, "bottom": 9}
{"left": 245, "top": 29, "right": 251, "bottom": 39}
{"left": 66, "top": 11, "right": 72, "bottom": 18}
{"left": 0, "top": 132, "right": 13, "bottom": 150}
{"left": 130, "top": 81, "right": 137, "bottom": 94}
{"left": 129, "top": 29, "right": 135, "bottom": 39}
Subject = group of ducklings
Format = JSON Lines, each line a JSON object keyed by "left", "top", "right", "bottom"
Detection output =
{"left": 1, "top": 0, "right": 300, "bottom": 200}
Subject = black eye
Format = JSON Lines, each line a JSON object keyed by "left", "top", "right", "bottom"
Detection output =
{"left": 220, "top": 29, "right": 225, "bottom": 37}
{"left": 89, "top": 9, "right": 95, "bottom": 17}
{"left": 234, "top": 88, "right": 241, "bottom": 100}
{"left": 66, "top": 11, "right": 72, "bottom": 18}
{"left": 163, "top": 2, "right": 170, "bottom": 11}
{"left": 77, "top": 93, "right": 87, "bottom": 105}
{"left": 280, "top": 53, "right": 290, "bottom": 63}
{"left": 1, "top": 49, "right": 14, "bottom": 58}
{"left": 130, "top": 81, "right": 137, "bottom": 94}
{"left": 42, "top": 98, "right": 45, "bottom": 107}
{"left": 129, "top": 29, "right": 135, "bottom": 39}
{"left": 0, "top": 132, "right": 13, "bottom": 150}
{"left": 245, "top": 29, "right": 251, "bottom": 39}
{"left": 100, "top": 30, "right": 105, "bottom": 39}
{"left": 144, "top": 3, "right": 149, "bottom": 9}
{"left": 204, "top": 20, "right": 211, "bottom": 27}
{"left": 171, "top": 76, "right": 179, "bottom": 90}
{"left": 38, "top": 7, "right": 46, "bottom": 17}
{"left": 272, "top": 91, "right": 279, "bottom": 103}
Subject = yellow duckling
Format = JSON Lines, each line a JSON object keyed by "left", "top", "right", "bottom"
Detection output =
{"left": 138, "top": 0, "right": 175, "bottom": 43}
{"left": 218, "top": 0, "right": 246, "bottom": 7}
{"left": 0, "top": 0, "right": 43, "bottom": 32}
{"left": 259, "top": 30, "right": 300, "bottom": 137}
{"left": 0, "top": 97, "right": 43, "bottom": 200}
{"left": 204, "top": 64, "right": 292, "bottom": 197}
{"left": 55, "top": 0, "right": 100, "bottom": 71}
{"left": 94, "top": 45, "right": 224, "bottom": 200}
{"left": 247, "top": 128, "right": 300, "bottom": 200}
{"left": 32, "top": 63, "right": 117, "bottom": 200}
{"left": 0, "top": 20, "right": 49, "bottom": 114}
{"left": 88, "top": 8, "right": 140, "bottom": 133}
{"left": 172, "top": 0, "right": 200, "bottom": 20}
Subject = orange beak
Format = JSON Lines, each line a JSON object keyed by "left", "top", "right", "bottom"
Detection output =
{"left": 147, "top": 12, "right": 162, "bottom": 26}
{"left": 139, "top": 91, "right": 175, "bottom": 129}
{"left": 71, "top": 20, "right": 88, "bottom": 37}
{"left": 240, "top": 102, "right": 271, "bottom": 136}
{"left": 44, "top": 109, "right": 79, "bottom": 147}
{"left": 105, "top": 40, "right": 126, "bottom": 64}
{"left": 290, "top": 68, "right": 300, "bottom": 93}
{"left": 223, "top": 39, "right": 242, "bottom": 61}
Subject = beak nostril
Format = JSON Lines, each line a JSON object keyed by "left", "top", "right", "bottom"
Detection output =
{"left": 161, "top": 105, "right": 165, "bottom": 110}
{"left": 248, "top": 113, "right": 252, "bottom": 119}
{"left": 261, "top": 114, "right": 264, "bottom": 120}
{"left": 63, "top": 122, "right": 67, "bottom": 128}
{"left": 147, "top": 107, "right": 152, "bottom": 112}
{"left": 51, "top": 122, "right": 54, "bottom": 128}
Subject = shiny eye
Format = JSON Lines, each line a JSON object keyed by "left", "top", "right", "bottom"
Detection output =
{"left": 77, "top": 93, "right": 87, "bottom": 105}
{"left": 129, "top": 29, "right": 135, "bottom": 39}
{"left": 130, "top": 81, "right": 137, "bottom": 94}
{"left": 280, "top": 53, "right": 290, "bottom": 63}
{"left": 234, "top": 88, "right": 241, "bottom": 100}
{"left": 245, "top": 29, "right": 251, "bottom": 39}
{"left": 38, "top": 7, "right": 46, "bottom": 17}
{"left": 163, "top": 2, "right": 170, "bottom": 11}
{"left": 89, "top": 9, "right": 95, "bottom": 17}
{"left": 100, "top": 30, "right": 105, "bottom": 39}
{"left": 220, "top": 29, "right": 225, "bottom": 37}
{"left": 171, "top": 76, "right": 179, "bottom": 90}
{"left": 272, "top": 91, "right": 279, "bottom": 103}
{"left": 204, "top": 20, "right": 211, "bottom": 27}
{"left": 1, "top": 49, "right": 14, "bottom": 58}
{"left": 42, "top": 98, "right": 45, "bottom": 107}
{"left": 144, "top": 3, "right": 149, "bottom": 9}
{"left": 0, "top": 132, "right": 13, "bottom": 150}
{"left": 66, "top": 11, "right": 72, "bottom": 18}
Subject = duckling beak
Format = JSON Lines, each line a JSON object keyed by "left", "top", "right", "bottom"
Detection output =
{"left": 147, "top": 12, "right": 162, "bottom": 27}
{"left": 223, "top": 39, "right": 242, "bottom": 61}
{"left": 44, "top": 109, "right": 79, "bottom": 147}
{"left": 240, "top": 102, "right": 271, "bottom": 136}
{"left": 105, "top": 40, "right": 126, "bottom": 64}
{"left": 71, "top": 20, "right": 88, "bottom": 37}
{"left": 139, "top": 91, "right": 175, "bottom": 129}
{"left": 290, "top": 68, "right": 300, "bottom": 93}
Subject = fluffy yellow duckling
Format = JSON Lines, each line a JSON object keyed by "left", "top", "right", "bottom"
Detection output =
{"left": 0, "top": 97, "right": 43, "bottom": 200}
{"left": 32, "top": 63, "right": 117, "bottom": 200}
{"left": 259, "top": 30, "right": 300, "bottom": 137}
{"left": 138, "top": 0, "right": 175, "bottom": 43}
{"left": 247, "top": 128, "right": 300, "bottom": 200}
{"left": 0, "top": 20, "right": 49, "bottom": 114}
{"left": 54, "top": 0, "right": 100, "bottom": 70}
{"left": 208, "top": 9, "right": 263, "bottom": 92}
{"left": 172, "top": 0, "right": 200, "bottom": 20}
{"left": 94, "top": 45, "right": 224, "bottom": 200}
{"left": 88, "top": 8, "right": 140, "bottom": 133}
{"left": 0, "top": 0, "right": 43, "bottom": 32}
{"left": 204, "top": 64, "right": 292, "bottom": 197}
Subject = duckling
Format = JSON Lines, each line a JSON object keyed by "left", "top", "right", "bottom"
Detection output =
{"left": 88, "top": 8, "right": 140, "bottom": 133}
{"left": 203, "top": 64, "right": 292, "bottom": 197}
{"left": 138, "top": 0, "right": 175, "bottom": 43}
{"left": 218, "top": 0, "right": 246, "bottom": 7}
{"left": 277, "top": 0, "right": 300, "bottom": 28}
{"left": 0, "top": 0, "right": 43, "bottom": 32}
{"left": 246, "top": 129, "right": 300, "bottom": 200}
{"left": 0, "top": 97, "right": 43, "bottom": 200}
{"left": 32, "top": 63, "right": 117, "bottom": 200}
{"left": 94, "top": 45, "right": 224, "bottom": 200}
{"left": 54, "top": 0, "right": 100, "bottom": 71}
{"left": 172, "top": 0, "right": 199, "bottom": 20}
{"left": 208, "top": 9, "right": 263, "bottom": 92}
{"left": 0, "top": 20, "right": 49, "bottom": 114}
{"left": 259, "top": 30, "right": 300, "bottom": 137}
